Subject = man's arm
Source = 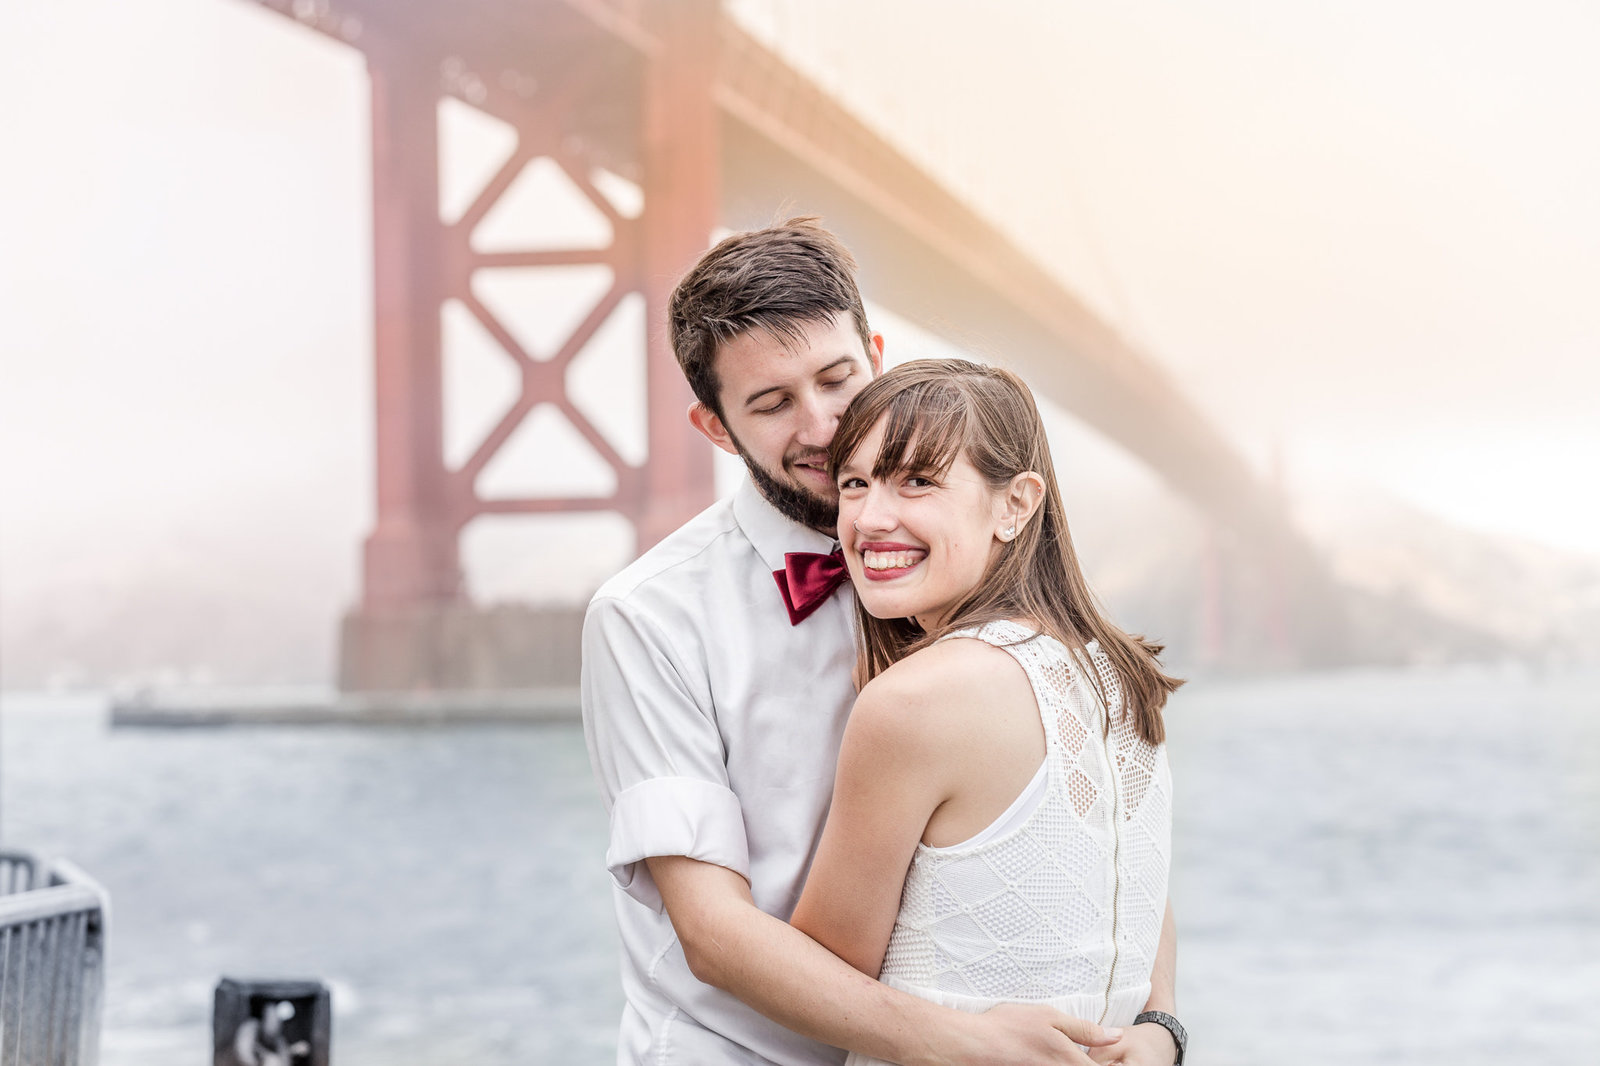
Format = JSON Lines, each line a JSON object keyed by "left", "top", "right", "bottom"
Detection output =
{"left": 649, "top": 856, "right": 1122, "bottom": 1066}
{"left": 1088, "top": 900, "right": 1179, "bottom": 1066}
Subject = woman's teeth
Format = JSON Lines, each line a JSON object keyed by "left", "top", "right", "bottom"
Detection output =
{"left": 863, "top": 550, "right": 924, "bottom": 571}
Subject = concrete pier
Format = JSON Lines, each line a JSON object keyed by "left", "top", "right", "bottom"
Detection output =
{"left": 110, "top": 687, "right": 580, "bottom": 727}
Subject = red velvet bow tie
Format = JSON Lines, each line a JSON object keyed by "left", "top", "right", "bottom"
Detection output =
{"left": 772, "top": 549, "right": 848, "bottom": 625}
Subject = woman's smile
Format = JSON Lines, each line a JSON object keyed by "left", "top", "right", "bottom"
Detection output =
{"left": 857, "top": 541, "right": 928, "bottom": 580}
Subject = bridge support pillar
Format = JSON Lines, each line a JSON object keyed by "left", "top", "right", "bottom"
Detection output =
{"left": 635, "top": 0, "right": 721, "bottom": 548}
{"left": 342, "top": 44, "right": 467, "bottom": 692}
{"left": 360, "top": 44, "right": 462, "bottom": 612}
{"left": 339, "top": 16, "right": 722, "bottom": 692}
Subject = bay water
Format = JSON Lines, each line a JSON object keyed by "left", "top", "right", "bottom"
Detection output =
{"left": 3, "top": 664, "right": 1596, "bottom": 1065}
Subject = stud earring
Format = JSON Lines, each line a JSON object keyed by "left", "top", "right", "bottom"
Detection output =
{"left": 1001, "top": 525, "right": 1017, "bottom": 540}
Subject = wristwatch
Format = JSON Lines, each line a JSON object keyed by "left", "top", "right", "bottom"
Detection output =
{"left": 1133, "top": 1010, "right": 1187, "bottom": 1065}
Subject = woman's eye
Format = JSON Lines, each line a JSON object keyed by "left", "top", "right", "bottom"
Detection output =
{"left": 838, "top": 477, "right": 867, "bottom": 491}
{"left": 905, "top": 476, "right": 935, "bottom": 488}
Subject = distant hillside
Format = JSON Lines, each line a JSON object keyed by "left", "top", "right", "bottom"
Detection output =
{"left": 1297, "top": 489, "right": 1600, "bottom": 666}
{"left": 1074, "top": 481, "right": 1599, "bottom": 671}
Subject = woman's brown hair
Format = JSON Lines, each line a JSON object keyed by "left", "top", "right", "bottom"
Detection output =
{"left": 828, "top": 358, "right": 1183, "bottom": 745}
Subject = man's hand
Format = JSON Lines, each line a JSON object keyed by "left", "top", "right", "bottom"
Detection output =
{"left": 951, "top": 1003, "right": 1122, "bottom": 1066}
{"left": 1085, "top": 1021, "right": 1177, "bottom": 1066}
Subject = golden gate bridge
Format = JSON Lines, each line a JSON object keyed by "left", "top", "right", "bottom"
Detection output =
{"left": 240, "top": 0, "right": 1350, "bottom": 694}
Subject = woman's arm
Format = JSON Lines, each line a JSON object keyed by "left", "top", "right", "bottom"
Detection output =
{"left": 793, "top": 636, "right": 1046, "bottom": 975}
{"left": 790, "top": 665, "right": 956, "bottom": 976}
{"left": 1089, "top": 901, "right": 1180, "bottom": 1065}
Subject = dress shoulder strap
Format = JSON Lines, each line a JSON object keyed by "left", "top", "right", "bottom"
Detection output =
{"left": 934, "top": 621, "right": 1095, "bottom": 757}
{"left": 933, "top": 618, "right": 1038, "bottom": 649}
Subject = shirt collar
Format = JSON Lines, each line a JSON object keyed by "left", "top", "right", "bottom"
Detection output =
{"left": 732, "top": 475, "right": 839, "bottom": 573}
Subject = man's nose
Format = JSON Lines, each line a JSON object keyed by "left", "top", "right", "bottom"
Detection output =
{"left": 794, "top": 394, "right": 838, "bottom": 449}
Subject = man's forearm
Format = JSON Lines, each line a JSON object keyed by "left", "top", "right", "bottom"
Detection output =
{"left": 680, "top": 876, "right": 971, "bottom": 1065}
{"left": 651, "top": 856, "right": 1115, "bottom": 1066}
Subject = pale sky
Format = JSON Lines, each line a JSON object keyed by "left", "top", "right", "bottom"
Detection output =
{"left": 730, "top": 0, "right": 1600, "bottom": 550}
{"left": 1, "top": 0, "right": 1596, "bottom": 682}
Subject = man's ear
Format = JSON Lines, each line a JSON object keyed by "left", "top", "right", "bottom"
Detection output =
{"left": 688, "top": 401, "right": 741, "bottom": 456}
{"left": 868, "top": 332, "right": 885, "bottom": 375}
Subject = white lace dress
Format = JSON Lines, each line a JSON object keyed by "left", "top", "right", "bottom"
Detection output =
{"left": 845, "top": 621, "right": 1172, "bottom": 1065}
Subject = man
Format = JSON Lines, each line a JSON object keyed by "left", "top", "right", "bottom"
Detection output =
{"left": 582, "top": 218, "right": 1184, "bottom": 1065}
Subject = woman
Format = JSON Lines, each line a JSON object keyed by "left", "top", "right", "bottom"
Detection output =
{"left": 790, "top": 359, "right": 1183, "bottom": 1064}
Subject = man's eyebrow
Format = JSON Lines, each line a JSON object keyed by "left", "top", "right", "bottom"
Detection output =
{"left": 742, "top": 382, "right": 786, "bottom": 408}
{"left": 741, "top": 356, "right": 857, "bottom": 409}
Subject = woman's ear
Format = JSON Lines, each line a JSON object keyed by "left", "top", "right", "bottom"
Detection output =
{"left": 998, "top": 471, "right": 1046, "bottom": 539}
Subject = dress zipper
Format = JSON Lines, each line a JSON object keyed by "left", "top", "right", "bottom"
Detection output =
{"left": 1096, "top": 695, "right": 1123, "bottom": 1026}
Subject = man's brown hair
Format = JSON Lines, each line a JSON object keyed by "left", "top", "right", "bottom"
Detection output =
{"left": 668, "top": 217, "right": 872, "bottom": 418}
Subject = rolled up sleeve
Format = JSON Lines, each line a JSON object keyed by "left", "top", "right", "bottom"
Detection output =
{"left": 581, "top": 593, "right": 750, "bottom": 912}
{"left": 606, "top": 777, "right": 750, "bottom": 911}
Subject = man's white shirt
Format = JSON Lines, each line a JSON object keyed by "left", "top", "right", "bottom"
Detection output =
{"left": 582, "top": 476, "right": 858, "bottom": 1066}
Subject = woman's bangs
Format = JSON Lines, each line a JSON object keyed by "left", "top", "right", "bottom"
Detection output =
{"left": 869, "top": 386, "right": 967, "bottom": 481}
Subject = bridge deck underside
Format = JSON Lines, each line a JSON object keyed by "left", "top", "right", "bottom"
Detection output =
{"left": 253, "top": 0, "right": 1280, "bottom": 532}
{"left": 246, "top": 0, "right": 1348, "bottom": 664}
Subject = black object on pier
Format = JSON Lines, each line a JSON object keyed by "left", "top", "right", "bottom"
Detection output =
{"left": 213, "top": 977, "right": 331, "bottom": 1066}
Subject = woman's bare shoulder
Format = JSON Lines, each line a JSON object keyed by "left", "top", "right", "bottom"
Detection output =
{"left": 854, "top": 635, "right": 1030, "bottom": 737}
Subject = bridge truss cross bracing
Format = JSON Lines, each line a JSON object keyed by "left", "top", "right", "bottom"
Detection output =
{"left": 246, "top": 0, "right": 1348, "bottom": 685}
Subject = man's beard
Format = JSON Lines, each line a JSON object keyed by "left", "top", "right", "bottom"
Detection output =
{"left": 738, "top": 449, "right": 839, "bottom": 533}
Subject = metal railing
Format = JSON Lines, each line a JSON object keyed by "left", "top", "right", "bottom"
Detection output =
{"left": 0, "top": 850, "right": 107, "bottom": 1066}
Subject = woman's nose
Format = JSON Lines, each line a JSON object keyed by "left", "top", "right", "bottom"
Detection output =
{"left": 854, "top": 485, "right": 896, "bottom": 534}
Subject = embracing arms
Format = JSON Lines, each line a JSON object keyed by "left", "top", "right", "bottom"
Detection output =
{"left": 643, "top": 671, "right": 1128, "bottom": 1063}
{"left": 649, "top": 856, "right": 1120, "bottom": 1065}
{"left": 583, "top": 596, "right": 1151, "bottom": 1065}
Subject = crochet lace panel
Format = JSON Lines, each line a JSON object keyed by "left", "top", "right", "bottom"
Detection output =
{"left": 878, "top": 620, "right": 1172, "bottom": 1003}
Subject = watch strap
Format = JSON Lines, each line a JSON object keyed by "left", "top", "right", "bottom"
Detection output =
{"left": 1133, "top": 1010, "right": 1187, "bottom": 1065}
